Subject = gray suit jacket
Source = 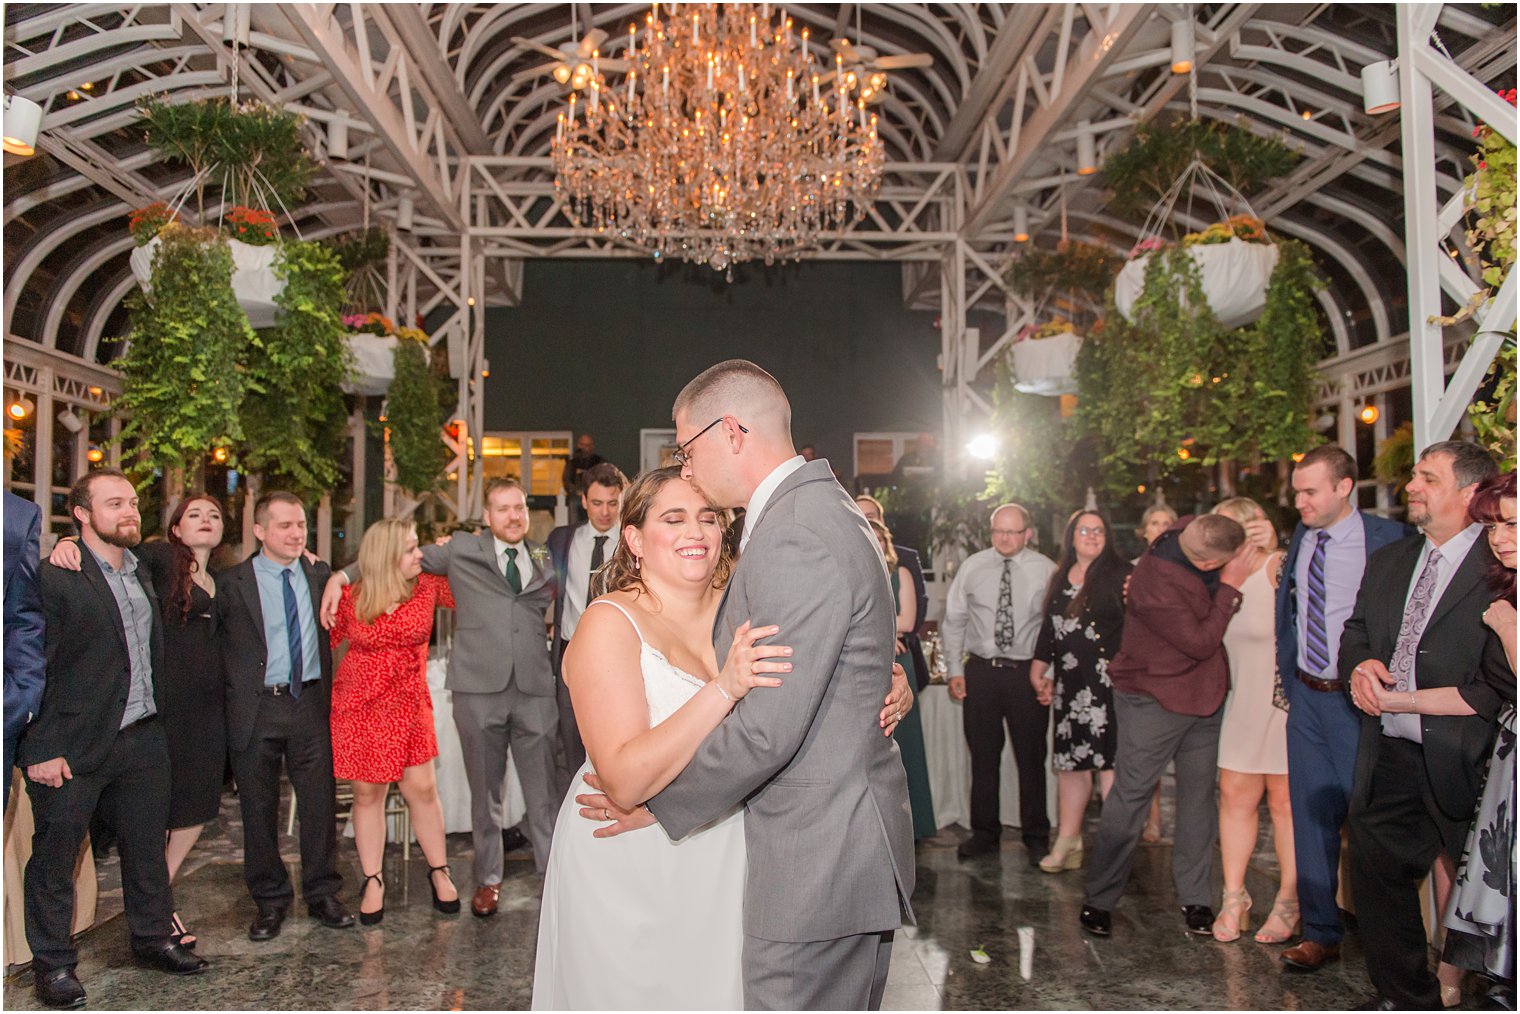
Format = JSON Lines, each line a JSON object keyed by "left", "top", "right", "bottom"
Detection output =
{"left": 417, "top": 532, "right": 556, "bottom": 696}
{"left": 646, "top": 460, "right": 916, "bottom": 943}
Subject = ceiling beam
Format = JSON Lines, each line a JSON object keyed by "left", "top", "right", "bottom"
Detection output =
{"left": 383, "top": 4, "right": 493, "bottom": 155}
{"left": 932, "top": 4, "right": 1060, "bottom": 161}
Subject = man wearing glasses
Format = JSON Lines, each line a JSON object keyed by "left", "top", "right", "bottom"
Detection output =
{"left": 942, "top": 504, "right": 1058, "bottom": 863}
{"left": 322, "top": 478, "right": 560, "bottom": 917}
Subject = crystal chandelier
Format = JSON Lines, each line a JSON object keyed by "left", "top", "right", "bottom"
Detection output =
{"left": 551, "top": 2, "right": 885, "bottom": 274}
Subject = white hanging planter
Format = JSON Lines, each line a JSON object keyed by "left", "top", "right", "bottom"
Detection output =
{"left": 1114, "top": 237, "right": 1278, "bottom": 330}
{"left": 1012, "top": 330, "right": 1082, "bottom": 396}
{"left": 341, "top": 333, "right": 399, "bottom": 396}
{"left": 130, "top": 234, "right": 286, "bottom": 328}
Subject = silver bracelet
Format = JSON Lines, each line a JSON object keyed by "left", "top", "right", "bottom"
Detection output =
{"left": 713, "top": 680, "right": 733, "bottom": 702}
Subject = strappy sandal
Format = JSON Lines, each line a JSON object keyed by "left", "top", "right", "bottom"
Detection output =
{"left": 358, "top": 871, "right": 385, "bottom": 926}
{"left": 169, "top": 911, "right": 197, "bottom": 950}
{"left": 428, "top": 864, "right": 461, "bottom": 914}
{"left": 1212, "top": 887, "right": 1252, "bottom": 942}
{"left": 1253, "top": 895, "right": 1301, "bottom": 944}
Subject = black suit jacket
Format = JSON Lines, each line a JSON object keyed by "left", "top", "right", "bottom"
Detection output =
{"left": 19, "top": 549, "right": 166, "bottom": 774}
{"left": 1339, "top": 533, "right": 1514, "bottom": 821}
{"left": 218, "top": 554, "right": 335, "bottom": 753}
{"left": 547, "top": 522, "right": 575, "bottom": 676}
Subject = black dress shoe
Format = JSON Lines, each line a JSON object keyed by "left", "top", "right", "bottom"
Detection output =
{"left": 308, "top": 895, "right": 355, "bottom": 929}
{"left": 956, "top": 834, "right": 999, "bottom": 859}
{"left": 502, "top": 826, "right": 530, "bottom": 853}
{"left": 133, "top": 939, "right": 209, "bottom": 975}
{"left": 1354, "top": 996, "right": 1398, "bottom": 1010}
{"left": 34, "top": 967, "right": 86, "bottom": 1009}
{"left": 1181, "top": 905, "right": 1215, "bottom": 935}
{"left": 248, "top": 906, "right": 286, "bottom": 941}
{"left": 1079, "top": 905, "right": 1112, "bottom": 937}
{"left": 1024, "top": 840, "right": 1050, "bottom": 868}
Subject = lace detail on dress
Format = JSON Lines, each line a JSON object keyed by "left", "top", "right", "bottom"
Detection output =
{"left": 585, "top": 600, "right": 708, "bottom": 727}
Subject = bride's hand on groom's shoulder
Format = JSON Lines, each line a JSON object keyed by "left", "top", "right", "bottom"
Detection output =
{"left": 880, "top": 663, "right": 914, "bottom": 737}
{"left": 576, "top": 772, "right": 657, "bottom": 838}
{"left": 717, "top": 620, "right": 790, "bottom": 703}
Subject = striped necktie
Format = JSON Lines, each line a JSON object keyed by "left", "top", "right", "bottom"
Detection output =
{"left": 1303, "top": 531, "right": 1332, "bottom": 674}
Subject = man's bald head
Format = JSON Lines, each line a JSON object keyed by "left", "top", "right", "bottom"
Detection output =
{"left": 1178, "top": 514, "right": 1246, "bottom": 571}
{"left": 672, "top": 359, "right": 792, "bottom": 441}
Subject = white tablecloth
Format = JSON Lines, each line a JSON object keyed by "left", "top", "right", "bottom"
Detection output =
{"left": 430, "top": 658, "right": 526, "bottom": 834}
{"left": 919, "top": 683, "right": 1057, "bottom": 832}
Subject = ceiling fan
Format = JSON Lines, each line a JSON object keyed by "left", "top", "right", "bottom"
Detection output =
{"left": 511, "top": 28, "right": 630, "bottom": 90}
{"left": 819, "top": 38, "right": 934, "bottom": 103}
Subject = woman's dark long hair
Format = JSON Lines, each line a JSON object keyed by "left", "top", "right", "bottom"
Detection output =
{"left": 1468, "top": 470, "right": 1516, "bottom": 603}
{"left": 1043, "top": 508, "right": 1127, "bottom": 619}
{"left": 165, "top": 493, "right": 224, "bottom": 623}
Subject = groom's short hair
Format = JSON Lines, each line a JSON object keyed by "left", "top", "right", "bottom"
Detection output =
{"left": 674, "top": 359, "right": 791, "bottom": 434}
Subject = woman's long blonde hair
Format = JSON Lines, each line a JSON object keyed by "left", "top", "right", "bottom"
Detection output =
{"left": 592, "top": 466, "right": 733, "bottom": 602}
{"left": 354, "top": 518, "right": 419, "bottom": 624}
{"left": 868, "top": 518, "right": 899, "bottom": 568}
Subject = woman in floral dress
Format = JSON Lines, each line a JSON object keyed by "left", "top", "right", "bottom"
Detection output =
{"left": 1031, "top": 510, "right": 1131, "bottom": 872}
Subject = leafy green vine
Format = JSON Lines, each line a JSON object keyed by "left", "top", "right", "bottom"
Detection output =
{"left": 1101, "top": 118, "right": 1298, "bottom": 222}
{"left": 386, "top": 337, "right": 447, "bottom": 496}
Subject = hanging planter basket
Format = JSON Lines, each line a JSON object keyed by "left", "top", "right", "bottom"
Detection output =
{"left": 341, "top": 333, "right": 399, "bottom": 395}
{"left": 1113, "top": 159, "right": 1278, "bottom": 329}
{"left": 1011, "top": 323, "right": 1082, "bottom": 396}
{"left": 131, "top": 234, "right": 286, "bottom": 328}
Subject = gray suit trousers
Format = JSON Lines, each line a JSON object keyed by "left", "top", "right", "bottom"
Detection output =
{"left": 744, "top": 931, "right": 894, "bottom": 1011}
{"left": 452, "top": 685, "right": 561, "bottom": 880}
{"left": 1084, "top": 690, "right": 1221, "bottom": 911}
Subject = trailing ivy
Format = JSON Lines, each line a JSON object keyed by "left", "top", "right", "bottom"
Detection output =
{"left": 1076, "top": 238, "right": 1323, "bottom": 498}
{"left": 237, "top": 240, "right": 352, "bottom": 498}
{"left": 1101, "top": 118, "right": 1298, "bottom": 222}
{"left": 1004, "top": 241, "right": 1121, "bottom": 301}
{"left": 113, "top": 225, "right": 249, "bottom": 474}
{"left": 387, "top": 337, "right": 447, "bottom": 496}
{"left": 982, "top": 358, "right": 1087, "bottom": 510}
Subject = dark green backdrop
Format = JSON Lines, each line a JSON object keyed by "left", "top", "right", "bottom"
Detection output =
{"left": 481, "top": 258, "right": 944, "bottom": 478}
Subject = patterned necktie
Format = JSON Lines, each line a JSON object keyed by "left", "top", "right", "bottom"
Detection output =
{"left": 587, "top": 535, "right": 608, "bottom": 607}
{"left": 281, "top": 569, "right": 304, "bottom": 699}
{"left": 503, "top": 546, "right": 522, "bottom": 594}
{"left": 994, "top": 558, "right": 1016, "bottom": 654}
{"left": 1304, "top": 531, "right": 1332, "bottom": 674}
{"left": 1389, "top": 547, "right": 1443, "bottom": 692}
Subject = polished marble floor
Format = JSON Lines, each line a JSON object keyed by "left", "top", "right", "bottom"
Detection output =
{"left": 0, "top": 794, "right": 1468, "bottom": 1010}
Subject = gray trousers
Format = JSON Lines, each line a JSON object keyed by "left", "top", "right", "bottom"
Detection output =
{"left": 1084, "top": 691, "right": 1221, "bottom": 911}
{"left": 452, "top": 684, "right": 561, "bottom": 880}
{"left": 744, "top": 931, "right": 894, "bottom": 1010}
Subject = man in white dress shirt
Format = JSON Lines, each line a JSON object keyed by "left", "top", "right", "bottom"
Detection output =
{"left": 942, "top": 504, "right": 1058, "bottom": 863}
{"left": 548, "top": 461, "right": 628, "bottom": 786}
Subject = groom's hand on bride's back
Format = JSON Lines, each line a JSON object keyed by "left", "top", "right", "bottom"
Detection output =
{"left": 576, "top": 772, "right": 657, "bottom": 837}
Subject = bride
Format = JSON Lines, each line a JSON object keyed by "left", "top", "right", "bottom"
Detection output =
{"left": 532, "top": 467, "right": 910, "bottom": 1010}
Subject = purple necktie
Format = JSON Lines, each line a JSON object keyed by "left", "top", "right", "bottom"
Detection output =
{"left": 1389, "top": 548, "right": 1443, "bottom": 692}
{"left": 1304, "top": 531, "right": 1332, "bottom": 674}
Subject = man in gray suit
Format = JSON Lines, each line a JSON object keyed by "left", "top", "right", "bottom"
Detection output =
{"left": 588, "top": 360, "right": 915, "bottom": 1010}
{"left": 323, "top": 479, "right": 559, "bottom": 915}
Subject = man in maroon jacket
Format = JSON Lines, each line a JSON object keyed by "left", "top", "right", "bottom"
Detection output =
{"left": 1079, "top": 514, "right": 1253, "bottom": 938}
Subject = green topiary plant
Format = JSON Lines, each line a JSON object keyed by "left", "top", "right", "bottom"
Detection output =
{"left": 386, "top": 336, "right": 447, "bottom": 497}
{"left": 113, "top": 224, "right": 249, "bottom": 474}
{"left": 1101, "top": 118, "right": 1298, "bottom": 222}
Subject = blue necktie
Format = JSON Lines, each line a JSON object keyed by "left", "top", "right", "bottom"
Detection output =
{"left": 1304, "top": 531, "right": 1331, "bottom": 674}
{"left": 281, "top": 569, "right": 305, "bottom": 698}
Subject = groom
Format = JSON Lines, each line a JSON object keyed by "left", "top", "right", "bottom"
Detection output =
{"left": 589, "top": 359, "right": 915, "bottom": 1009}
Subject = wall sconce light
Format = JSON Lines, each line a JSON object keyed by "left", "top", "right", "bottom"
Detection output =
{"left": 3, "top": 94, "right": 42, "bottom": 157}
{"left": 1012, "top": 204, "right": 1030, "bottom": 243}
{"left": 56, "top": 408, "right": 84, "bottom": 433}
{"left": 1170, "top": 20, "right": 1195, "bottom": 75}
{"left": 212, "top": 446, "right": 230, "bottom": 464}
{"left": 86, "top": 446, "right": 105, "bottom": 464}
{"left": 1358, "top": 403, "right": 1380, "bottom": 425}
{"left": 327, "top": 119, "right": 348, "bottom": 160}
{"left": 1361, "top": 60, "right": 1400, "bottom": 115}
{"left": 1076, "top": 120, "right": 1098, "bottom": 176}
{"left": 7, "top": 396, "right": 34, "bottom": 421}
{"left": 396, "top": 194, "right": 415, "bottom": 231}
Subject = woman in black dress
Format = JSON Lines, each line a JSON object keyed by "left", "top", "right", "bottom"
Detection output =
{"left": 52, "top": 493, "right": 227, "bottom": 946}
{"left": 1030, "top": 509, "right": 1131, "bottom": 873}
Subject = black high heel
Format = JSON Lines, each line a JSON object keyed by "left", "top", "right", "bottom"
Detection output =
{"left": 169, "top": 911, "right": 197, "bottom": 950}
{"left": 358, "top": 872, "right": 385, "bottom": 926}
{"left": 428, "top": 864, "right": 460, "bottom": 914}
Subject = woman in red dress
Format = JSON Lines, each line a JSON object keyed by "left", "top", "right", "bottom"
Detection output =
{"left": 331, "top": 518, "right": 460, "bottom": 923}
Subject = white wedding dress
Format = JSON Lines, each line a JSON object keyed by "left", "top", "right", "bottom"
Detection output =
{"left": 532, "top": 600, "right": 746, "bottom": 1011}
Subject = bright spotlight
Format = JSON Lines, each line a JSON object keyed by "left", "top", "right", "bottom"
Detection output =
{"left": 967, "top": 434, "right": 999, "bottom": 460}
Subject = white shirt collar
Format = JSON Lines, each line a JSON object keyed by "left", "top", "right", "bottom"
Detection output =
{"left": 492, "top": 535, "right": 525, "bottom": 556}
{"left": 1424, "top": 521, "right": 1483, "bottom": 560}
{"left": 579, "top": 523, "right": 619, "bottom": 547}
{"left": 740, "top": 455, "right": 807, "bottom": 552}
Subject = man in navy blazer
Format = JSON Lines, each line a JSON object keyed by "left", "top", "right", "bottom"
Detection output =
{"left": 1273, "top": 445, "right": 1411, "bottom": 971}
{"left": 4, "top": 491, "right": 46, "bottom": 812}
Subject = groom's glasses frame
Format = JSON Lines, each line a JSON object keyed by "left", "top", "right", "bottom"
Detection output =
{"left": 673, "top": 417, "right": 748, "bottom": 467}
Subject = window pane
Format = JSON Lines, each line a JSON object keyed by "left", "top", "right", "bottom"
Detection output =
{"left": 481, "top": 435, "right": 522, "bottom": 482}
{"left": 856, "top": 438, "right": 896, "bottom": 475}
{"left": 530, "top": 436, "right": 570, "bottom": 496}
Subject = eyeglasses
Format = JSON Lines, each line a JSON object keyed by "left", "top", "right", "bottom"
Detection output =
{"left": 1076, "top": 526, "right": 1106, "bottom": 537}
{"left": 673, "top": 417, "right": 748, "bottom": 467}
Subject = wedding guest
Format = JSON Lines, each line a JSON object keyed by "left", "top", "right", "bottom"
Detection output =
{"left": 943, "top": 503, "right": 1057, "bottom": 863}
{"left": 800, "top": 443, "right": 818, "bottom": 462}
{"left": 1030, "top": 509, "right": 1131, "bottom": 873}
{"left": 1209, "top": 497, "right": 1296, "bottom": 943}
{"left": 4, "top": 490, "right": 45, "bottom": 813}
{"left": 1080, "top": 514, "right": 1253, "bottom": 937}
{"left": 329, "top": 518, "right": 460, "bottom": 924}
{"left": 1135, "top": 503, "right": 1177, "bottom": 843}
{"left": 1444, "top": 470, "right": 1516, "bottom": 1009}
{"left": 562, "top": 434, "right": 605, "bottom": 525}
{"left": 548, "top": 461, "right": 628, "bottom": 784}
{"left": 23, "top": 470, "right": 207, "bottom": 1009}
{"left": 870, "top": 519, "right": 936, "bottom": 840}
{"left": 1344, "top": 441, "right": 1509, "bottom": 1010}
{"left": 221, "top": 492, "right": 353, "bottom": 941}
{"left": 856, "top": 495, "right": 930, "bottom": 689}
{"left": 49, "top": 494, "right": 231, "bottom": 948}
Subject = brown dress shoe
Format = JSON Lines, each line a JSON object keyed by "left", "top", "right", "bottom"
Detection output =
{"left": 1281, "top": 939, "right": 1341, "bottom": 971}
{"left": 471, "top": 883, "right": 501, "bottom": 918}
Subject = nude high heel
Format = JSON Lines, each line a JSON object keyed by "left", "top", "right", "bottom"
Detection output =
{"left": 1253, "top": 895, "right": 1301, "bottom": 944}
{"left": 1212, "top": 888, "right": 1252, "bottom": 942}
{"left": 1038, "top": 836, "right": 1084, "bottom": 873}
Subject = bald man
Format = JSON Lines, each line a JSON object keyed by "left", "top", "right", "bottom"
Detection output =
{"left": 942, "top": 503, "right": 1058, "bottom": 862}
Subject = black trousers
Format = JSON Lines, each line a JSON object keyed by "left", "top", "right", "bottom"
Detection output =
{"left": 554, "top": 649, "right": 585, "bottom": 793}
{"left": 25, "top": 719, "right": 174, "bottom": 972}
{"left": 229, "top": 688, "right": 343, "bottom": 908}
{"left": 1348, "top": 735, "right": 1472, "bottom": 1009}
{"left": 963, "top": 657, "right": 1050, "bottom": 843}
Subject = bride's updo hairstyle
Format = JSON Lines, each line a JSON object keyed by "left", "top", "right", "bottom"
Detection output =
{"left": 592, "top": 465, "right": 734, "bottom": 600}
